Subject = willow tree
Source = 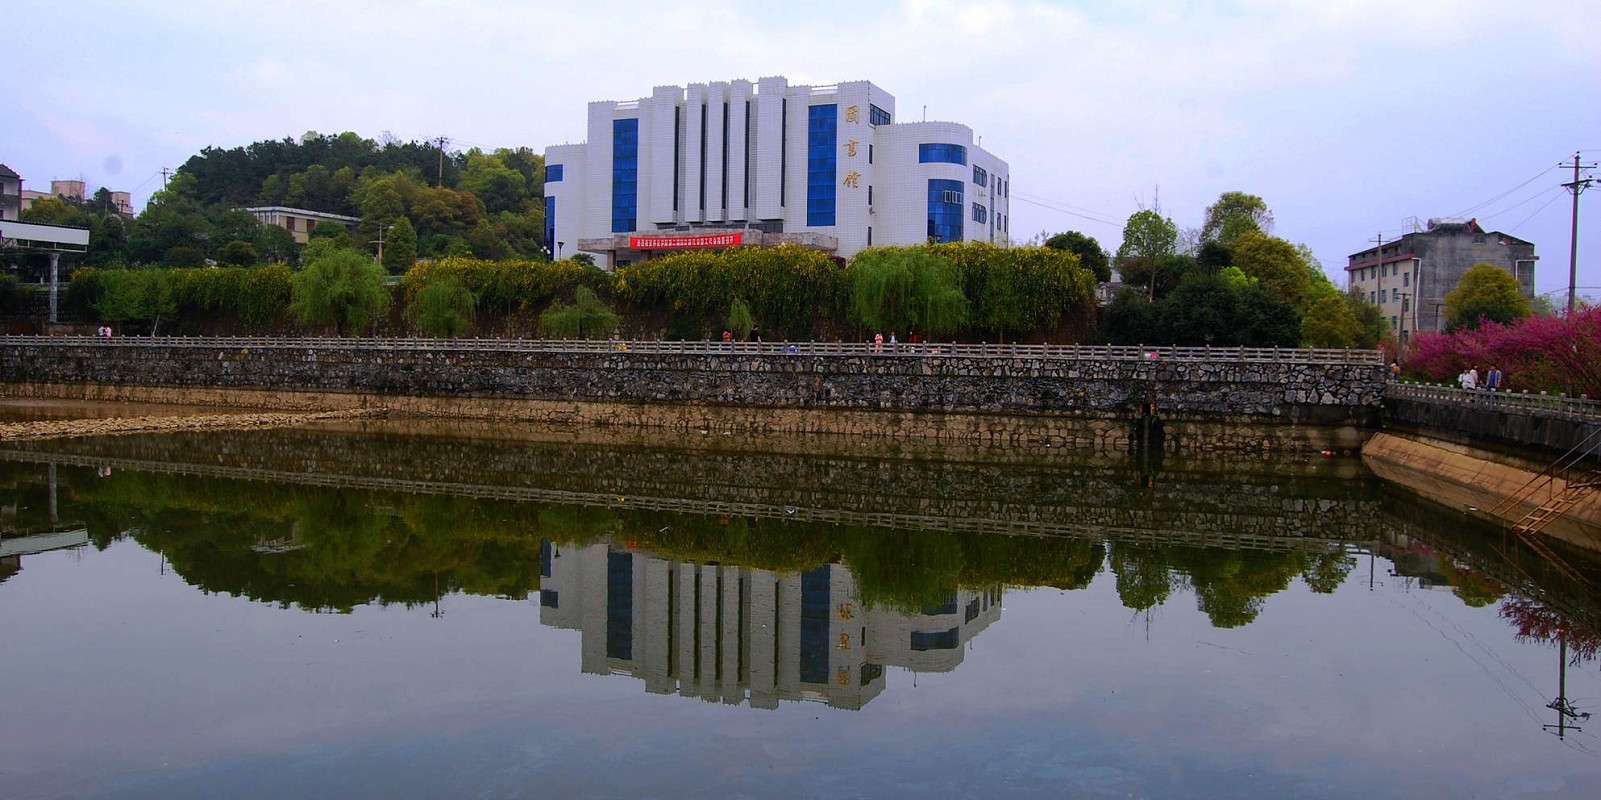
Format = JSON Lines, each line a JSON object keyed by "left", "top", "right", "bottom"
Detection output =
{"left": 847, "top": 247, "right": 968, "bottom": 337}
{"left": 289, "top": 244, "right": 391, "bottom": 336}
{"left": 540, "top": 285, "right": 619, "bottom": 339}
{"left": 405, "top": 274, "right": 476, "bottom": 337}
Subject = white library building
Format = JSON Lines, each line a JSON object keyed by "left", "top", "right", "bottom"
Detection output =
{"left": 544, "top": 77, "right": 1010, "bottom": 268}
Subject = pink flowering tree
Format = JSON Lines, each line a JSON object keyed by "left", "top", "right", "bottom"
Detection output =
{"left": 1403, "top": 306, "right": 1601, "bottom": 397}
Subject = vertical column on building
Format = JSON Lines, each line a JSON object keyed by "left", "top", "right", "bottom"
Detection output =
{"left": 752, "top": 76, "right": 788, "bottom": 222}
{"left": 696, "top": 563, "right": 720, "bottom": 701}
{"left": 704, "top": 82, "right": 728, "bottom": 225}
{"left": 775, "top": 571, "right": 801, "bottom": 701}
{"left": 728, "top": 80, "right": 752, "bottom": 223}
{"left": 584, "top": 101, "right": 617, "bottom": 247}
{"left": 646, "top": 86, "right": 679, "bottom": 227}
{"left": 684, "top": 83, "right": 707, "bottom": 224}
{"left": 747, "top": 569, "right": 780, "bottom": 710}
{"left": 719, "top": 567, "right": 742, "bottom": 704}
{"left": 641, "top": 556, "right": 674, "bottom": 695}
{"left": 577, "top": 543, "right": 610, "bottom": 675}
{"left": 674, "top": 562, "right": 698, "bottom": 698}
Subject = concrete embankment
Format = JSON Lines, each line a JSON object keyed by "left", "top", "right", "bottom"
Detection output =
{"left": 0, "top": 407, "right": 387, "bottom": 442}
{"left": 1362, "top": 431, "right": 1601, "bottom": 551}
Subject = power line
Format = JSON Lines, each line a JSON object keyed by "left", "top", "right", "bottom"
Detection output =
{"left": 1011, "top": 192, "right": 1122, "bottom": 228}
{"left": 1450, "top": 165, "right": 1561, "bottom": 219}
{"left": 1506, "top": 189, "right": 1565, "bottom": 234}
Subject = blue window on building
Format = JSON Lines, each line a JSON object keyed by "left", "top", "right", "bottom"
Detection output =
{"left": 927, "top": 179, "right": 964, "bottom": 243}
{"left": 869, "top": 104, "right": 891, "bottom": 126}
{"left": 611, "top": 118, "right": 638, "bottom": 233}
{"left": 606, "top": 550, "right": 634, "bottom": 660}
{"left": 540, "top": 589, "right": 559, "bottom": 608}
{"left": 800, "top": 565, "right": 831, "bottom": 684}
{"left": 545, "top": 164, "right": 563, "bottom": 182}
{"left": 972, "top": 202, "right": 987, "bottom": 224}
{"left": 806, "top": 104, "right": 838, "bottom": 227}
{"left": 973, "top": 165, "right": 987, "bottom": 186}
{"left": 911, "top": 627, "right": 961, "bottom": 651}
{"left": 544, "top": 196, "right": 555, "bottom": 258}
{"left": 919, "top": 143, "right": 967, "bottom": 165}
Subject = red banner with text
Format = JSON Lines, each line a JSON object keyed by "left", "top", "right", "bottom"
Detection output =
{"left": 629, "top": 233, "right": 743, "bottom": 249}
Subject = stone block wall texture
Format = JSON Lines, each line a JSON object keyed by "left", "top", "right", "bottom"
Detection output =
{"left": 1383, "top": 393, "right": 1600, "bottom": 458}
{"left": 0, "top": 340, "right": 1386, "bottom": 450}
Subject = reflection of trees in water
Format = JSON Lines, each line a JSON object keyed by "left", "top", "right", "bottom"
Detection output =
{"left": 1112, "top": 542, "right": 1356, "bottom": 627}
{"left": 1503, "top": 595, "right": 1601, "bottom": 664}
{"left": 32, "top": 457, "right": 1592, "bottom": 643}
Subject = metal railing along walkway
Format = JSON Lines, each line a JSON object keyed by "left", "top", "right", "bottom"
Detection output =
{"left": 2, "top": 335, "right": 1384, "bottom": 365}
{"left": 1387, "top": 382, "right": 1601, "bottom": 420}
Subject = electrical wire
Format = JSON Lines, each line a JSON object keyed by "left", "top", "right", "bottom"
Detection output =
{"left": 1450, "top": 165, "right": 1562, "bottom": 219}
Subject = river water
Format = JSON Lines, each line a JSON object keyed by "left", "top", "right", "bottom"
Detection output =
{"left": 1, "top": 416, "right": 1598, "bottom": 799}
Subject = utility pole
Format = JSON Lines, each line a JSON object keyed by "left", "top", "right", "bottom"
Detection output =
{"left": 159, "top": 167, "right": 170, "bottom": 189}
{"left": 1561, "top": 152, "right": 1597, "bottom": 314}
{"left": 1372, "top": 233, "right": 1385, "bottom": 338}
{"left": 435, "top": 136, "right": 450, "bottom": 188}
{"left": 371, "top": 223, "right": 392, "bottom": 262}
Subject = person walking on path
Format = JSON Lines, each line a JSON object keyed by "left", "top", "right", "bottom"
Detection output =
{"left": 873, "top": 332, "right": 884, "bottom": 354}
{"left": 1486, "top": 365, "right": 1503, "bottom": 391}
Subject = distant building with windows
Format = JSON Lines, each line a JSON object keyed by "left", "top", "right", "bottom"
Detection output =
{"left": 18, "top": 178, "right": 134, "bottom": 217}
{"left": 0, "top": 164, "right": 21, "bottom": 220}
{"left": 243, "top": 206, "right": 361, "bottom": 245}
{"left": 1346, "top": 218, "right": 1536, "bottom": 341}
{"left": 544, "top": 77, "right": 1011, "bottom": 268}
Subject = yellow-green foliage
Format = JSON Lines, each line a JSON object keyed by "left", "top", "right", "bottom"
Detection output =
{"left": 612, "top": 244, "right": 846, "bottom": 338}
{"left": 401, "top": 256, "right": 594, "bottom": 314}
{"left": 69, "top": 265, "right": 293, "bottom": 330}
{"left": 922, "top": 242, "right": 1096, "bottom": 338}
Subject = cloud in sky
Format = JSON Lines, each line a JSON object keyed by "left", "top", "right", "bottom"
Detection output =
{"left": 5, "top": 0, "right": 1597, "bottom": 294}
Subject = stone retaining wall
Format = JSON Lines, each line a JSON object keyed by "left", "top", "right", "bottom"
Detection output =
{"left": 0, "top": 339, "right": 1386, "bottom": 452}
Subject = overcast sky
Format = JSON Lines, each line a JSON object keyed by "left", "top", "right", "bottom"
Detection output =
{"left": 7, "top": 0, "right": 1597, "bottom": 297}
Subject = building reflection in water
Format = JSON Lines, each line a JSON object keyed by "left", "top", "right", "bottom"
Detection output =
{"left": 537, "top": 539, "right": 1001, "bottom": 710}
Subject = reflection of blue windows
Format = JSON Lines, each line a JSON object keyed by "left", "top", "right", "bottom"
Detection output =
{"left": 544, "top": 196, "right": 555, "bottom": 257}
{"left": 541, "top": 589, "right": 559, "bottom": 608}
{"left": 800, "top": 565, "right": 831, "bottom": 684}
{"left": 806, "top": 104, "right": 837, "bottom": 227}
{"left": 611, "top": 118, "right": 638, "bottom": 233}
{"left": 911, "top": 627, "right": 961, "bottom": 651}
{"left": 869, "top": 104, "right": 891, "bottom": 127}
{"left": 540, "top": 539, "right": 554, "bottom": 578}
{"left": 919, "top": 143, "right": 967, "bottom": 165}
{"left": 927, "top": 179, "right": 964, "bottom": 243}
{"left": 606, "top": 550, "right": 633, "bottom": 660}
{"left": 545, "top": 164, "right": 563, "bottom": 182}
{"left": 972, "top": 165, "right": 987, "bottom": 186}
{"left": 922, "top": 595, "right": 959, "bottom": 616}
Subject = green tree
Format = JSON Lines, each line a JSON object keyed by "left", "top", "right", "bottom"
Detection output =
{"left": 1115, "top": 209, "right": 1179, "bottom": 297}
{"left": 1300, "top": 292, "right": 1362, "bottom": 347}
{"left": 1443, "top": 262, "right": 1530, "bottom": 331}
{"left": 540, "top": 285, "right": 619, "bottom": 339}
{"left": 847, "top": 247, "right": 969, "bottom": 337}
{"left": 1200, "top": 191, "right": 1273, "bottom": 245}
{"left": 1044, "top": 231, "right": 1111, "bottom": 282}
{"left": 1230, "top": 230, "right": 1315, "bottom": 310}
{"left": 1345, "top": 289, "right": 1387, "bottom": 348}
{"left": 383, "top": 217, "right": 418, "bottom": 274}
{"left": 289, "top": 244, "right": 391, "bottom": 336}
{"left": 309, "top": 220, "right": 355, "bottom": 251}
{"left": 217, "top": 239, "right": 260, "bottom": 267}
{"left": 405, "top": 274, "right": 475, "bottom": 337}
{"left": 727, "top": 296, "right": 754, "bottom": 340}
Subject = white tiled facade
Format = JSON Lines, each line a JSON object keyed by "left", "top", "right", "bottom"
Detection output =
{"left": 538, "top": 539, "right": 1002, "bottom": 711}
{"left": 544, "top": 77, "right": 1011, "bottom": 268}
